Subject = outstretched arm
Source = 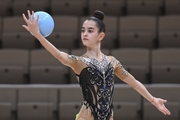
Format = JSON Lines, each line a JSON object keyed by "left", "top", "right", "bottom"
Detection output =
{"left": 113, "top": 57, "right": 171, "bottom": 116}
{"left": 122, "top": 74, "right": 171, "bottom": 115}
{"left": 22, "top": 10, "right": 75, "bottom": 69}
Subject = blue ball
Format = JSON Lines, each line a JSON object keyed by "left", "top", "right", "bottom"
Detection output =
{"left": 34, "top": 11, "right": 54, "bottom": 37}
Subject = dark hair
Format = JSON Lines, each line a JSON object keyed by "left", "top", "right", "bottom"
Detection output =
{"left": 87, "top": 10, "right": 106, "bottom": 33}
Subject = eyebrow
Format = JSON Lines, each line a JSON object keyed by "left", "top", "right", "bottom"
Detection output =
{"left": 81, "top": 27, "right": 94, "bottom": 30}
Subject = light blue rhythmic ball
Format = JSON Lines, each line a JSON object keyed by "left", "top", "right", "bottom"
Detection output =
{"left": 34, "top": 11, "right": 54, "bottom": 37}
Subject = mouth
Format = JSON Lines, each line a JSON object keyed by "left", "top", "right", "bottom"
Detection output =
{"left": 83, "top": 38, "right": 88, "bottom": 40}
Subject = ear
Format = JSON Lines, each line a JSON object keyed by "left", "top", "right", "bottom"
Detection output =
{"left": 98, "top": 32, "right": 105, "bottom": 41}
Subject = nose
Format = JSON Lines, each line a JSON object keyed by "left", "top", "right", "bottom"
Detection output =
{"left": 83, "top": 30, "right": 87, "bottom": 36}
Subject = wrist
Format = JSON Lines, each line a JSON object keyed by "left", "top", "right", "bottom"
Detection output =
{"left": 33, "top": 31, "right": 42, "bottom": 38}
{"left": 150, "top": 96, "right": 155, "bottom": 103}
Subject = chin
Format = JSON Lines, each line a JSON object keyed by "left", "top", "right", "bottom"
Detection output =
{"left": 83, "top": 44, "right": 88, "bottom": 48}
{"left": 82, "top": 42, "right": 88, "bottom": 46}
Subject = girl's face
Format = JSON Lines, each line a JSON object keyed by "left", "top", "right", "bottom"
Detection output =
{"left": 81, "top": 20, "right": 104, "bottom": 48}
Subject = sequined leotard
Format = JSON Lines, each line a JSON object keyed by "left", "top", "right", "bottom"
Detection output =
{"left": 68, "top": 54, "right": 129, "bottom": 120}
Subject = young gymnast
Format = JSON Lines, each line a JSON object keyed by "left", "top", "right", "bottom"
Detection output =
{"left": 22, "top": 10, "right": 171, "bottom": 120}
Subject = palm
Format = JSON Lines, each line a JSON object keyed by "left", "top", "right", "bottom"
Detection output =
{"left": 152, "top": 98, "right": 171, "bottom": 115}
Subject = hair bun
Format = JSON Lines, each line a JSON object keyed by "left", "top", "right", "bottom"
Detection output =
{"left": 92, "top": 10, "right": 105, "bottom": 21}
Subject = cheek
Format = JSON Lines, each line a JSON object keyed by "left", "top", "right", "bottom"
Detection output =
{"left": 93, "top": 34, "right": 100, "bottom": 40}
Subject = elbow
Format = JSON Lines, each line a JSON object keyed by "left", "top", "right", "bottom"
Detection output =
{"left": 54, "top": 52, "right": 62, "bottom": 60}
{"left": 53, "top": 52, "right": 67, "bottom": 65}
{"left": 53, "top": 53, "right": 59, "bottom": 58}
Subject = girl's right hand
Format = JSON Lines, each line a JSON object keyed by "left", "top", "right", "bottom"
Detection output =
{"left": 22, "top": 10, "right": 40, "bottom": 37}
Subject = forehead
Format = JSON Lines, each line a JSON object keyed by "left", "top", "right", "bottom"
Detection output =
{"left": 82, "top": 20, "right": 97, "bottom": 29}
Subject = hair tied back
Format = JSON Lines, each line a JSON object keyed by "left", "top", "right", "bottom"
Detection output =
{"left": 92, "top": 10, "right": 105, "bottom": 22}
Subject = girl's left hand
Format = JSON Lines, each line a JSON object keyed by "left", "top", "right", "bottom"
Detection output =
{"left": 151, "top": 97, "right": 171, "bottom": 115}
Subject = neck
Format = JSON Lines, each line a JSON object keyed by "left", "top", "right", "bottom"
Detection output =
{"left": 85, "top": 47, "right": 103, "bottom": 61}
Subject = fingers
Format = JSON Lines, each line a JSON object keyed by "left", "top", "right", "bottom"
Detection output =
{"left": 155, "top": 98, "right": 171, "bottom": 116}
{"left": 22, "top": 13, "right": 28, "bottom": 23}
{"left": 22, "top": 10, "right": 35, "bottom": 31}
{"left": 22, "top": 25, "right": 29, "bottom": 31}
{"left": 22, "top": 10, "right": 33, "bottom": 23}
{"left": 161, "top": 110, "right": 167, "bottom": 115}
{"left": 22, "top": 10, "right": 37, "bottom": 26}
{"left": 165, "top": 109, "right": 171, "bottom": 115}
{"left": 27, "top": 10, "right": 31, "bottom": 21}
{"left": 163, "top": 105, "right": 171, "bottom": 115}
{"left": 159, "top": 98, "right": 167, "bottom": 104}
{"left": 162, "top": 108, "right": 171, "bottom": 115}
{"left": 22, "top": 11, "right": 29, "bottom": 31}
{"left": 163, "top": 99, "right": 167, "bottom": 103}
{"left": 32, "top": 11, "right": 34, "bottom": 21}
{"left": 161, "top": 102, "right": 171, "bottom": 115}
{"left": 27, "top": 10, "right": 35, "bottom": 22}
{"left": 36, "top": 15, "right": 39, "bottom": 23}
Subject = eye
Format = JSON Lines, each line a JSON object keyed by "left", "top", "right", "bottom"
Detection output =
{"left": 81, "top": 29, "right": 85, "bottom": 33}
{"left": 88, "top": 30, "right": 93, "bottom": 33}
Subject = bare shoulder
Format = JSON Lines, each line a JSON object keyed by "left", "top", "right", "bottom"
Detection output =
{"left": 105, "top": 55, "right": 115, "bottom": 61}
